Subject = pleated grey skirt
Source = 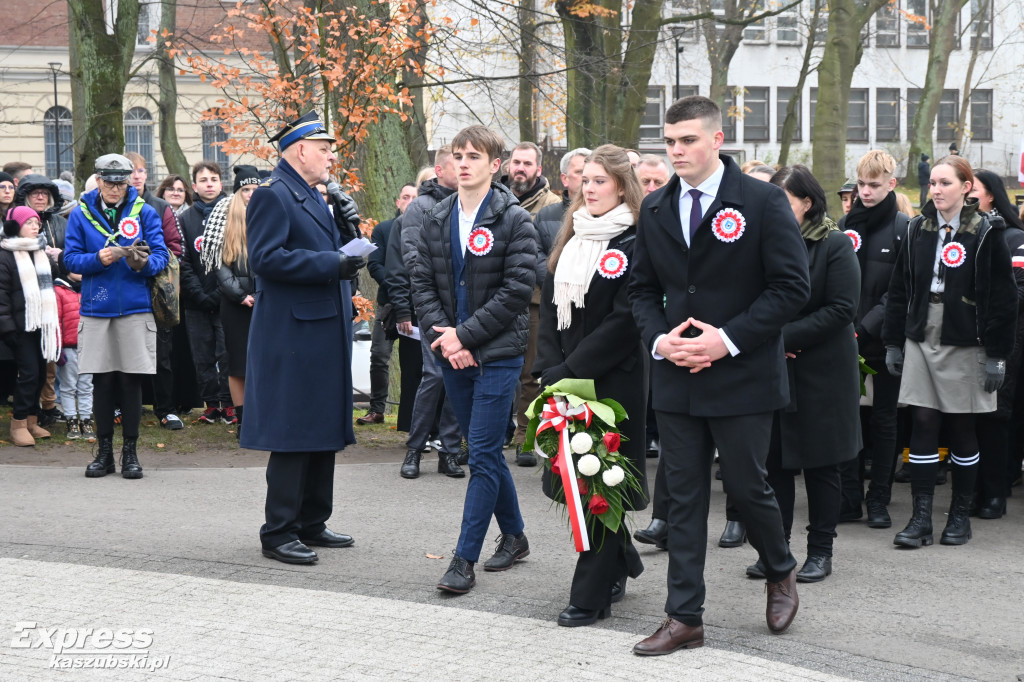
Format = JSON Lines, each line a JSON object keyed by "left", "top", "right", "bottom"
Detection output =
{"left": 898, "top": 302, "right": 995, "bottom": 413}
{"left": 78, "top": 313, "right": 157, "bottom": 375}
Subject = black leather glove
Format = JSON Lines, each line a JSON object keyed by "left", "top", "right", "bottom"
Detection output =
{"left": 984, "top": 357, "right": 1006, "bottom": 393}
{"left": 885, "top": 345, "right": 903, "bottom": 377}
{"left": 327, "top": 183, "right": 361, "bottom": 238}
{"left": 540, "top": 363, "right": 573, "bottom": 387}
{"left": 338, "top": 254, "right": 366, "bottom": 280}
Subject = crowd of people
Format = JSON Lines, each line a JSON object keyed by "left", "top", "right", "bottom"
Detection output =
{"left": 3, "top": 94, "right": 1023, "bottom": 657}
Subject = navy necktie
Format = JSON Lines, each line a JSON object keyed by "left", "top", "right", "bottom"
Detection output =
{"left": 688, "top": 189, "right": 703, "bottom": 242}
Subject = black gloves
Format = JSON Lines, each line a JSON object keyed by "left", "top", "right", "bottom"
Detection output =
{"left": 339, "top": 254, "right": 367, "bottom": 280}
{"left": 540, "top": 363, "right": 573, "bottom": 387}
{"left": 885, "top": 346, "right": 903, "bottom": 377}
{"left": 327, "top": 183, "right": 361, "bottom": 240}
{"left": 984, "top": 357, "right": 1006, "bottom": 393}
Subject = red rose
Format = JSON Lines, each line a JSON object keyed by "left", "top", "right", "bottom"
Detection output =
{"left": 551, "top": 455, "right": 562, "bottom": 477}
{"left": 577, "top": 478, "right": 589, "bottom": 496}
{"left": 603, "top": 432, "right": 620, "bottom": 453}
{"left": 588, "top": 494, "right": 610, "bottom": 515}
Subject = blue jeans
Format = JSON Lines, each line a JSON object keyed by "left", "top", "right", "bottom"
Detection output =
{"left": 442, "top": 359, "right": 525, "bottom": 563}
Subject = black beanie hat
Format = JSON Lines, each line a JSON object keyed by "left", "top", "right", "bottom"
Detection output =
{"left": 233, "top": 165, "right": 261, "bottom": 192}
{"left": 0, "top": 172, "right": 13, "bottom": 185}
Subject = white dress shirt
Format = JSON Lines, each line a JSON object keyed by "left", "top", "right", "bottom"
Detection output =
{"left": 930, "top": 212, "right": 961, "bottom": 294}
{"left": 458, "top": 197, "right": 484, "bottom": 256}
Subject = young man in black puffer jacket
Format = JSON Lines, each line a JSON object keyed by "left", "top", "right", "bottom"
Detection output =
{"left": 412, "top": 125, "right": 537, "bottom": 595}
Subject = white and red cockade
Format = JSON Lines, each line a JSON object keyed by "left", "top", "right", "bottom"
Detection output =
{"left": 466, "top": 227, "right": 494, "bottom": 256}
{"left": 711, "top": 208, "right": 746, "bottom": 243}
{"left": 844, "top": 230, "right": 862, "bottom": 252}
{"left": 119, "top": 217, "right": 141, "bottom": 241}
{"left": 194, "top": 236, "right": 203, "bottom": 254}
{"left": 942, "top": 241, "right": 966, "bottom": 268}
{"left": 597, "top": 249, "right": 628, "bottom": 279}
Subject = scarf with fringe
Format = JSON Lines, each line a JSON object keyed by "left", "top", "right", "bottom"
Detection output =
{"left": 199, "top": 196, "right": 232, "bottom": 275}
{"left": 1, "top": 235, "right": 60, "bottom": 361}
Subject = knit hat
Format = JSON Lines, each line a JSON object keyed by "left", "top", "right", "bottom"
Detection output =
{"left": 0, "top": 172, "right": 13, "bottom": 186}
{"left": 837, "top": 180, "right": 856, "bottom": 197}
{"left": 4, "top": 206, "right": 41, "bottom": 237}
{"left": 233, "top": 165, "right": 261, "bottom": 192}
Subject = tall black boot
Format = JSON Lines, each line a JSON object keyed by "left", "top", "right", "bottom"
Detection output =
{"left": 121, "top": 439, "right": 143, "bottom": 479}
{"left": 85, "top": 436, "right": 116, "bottom": 478}
{"left": 893, "top": 495, "right": 933, "bottom": 548}
{"left": 940, "top": 493, "right": 973, "bottom": 545}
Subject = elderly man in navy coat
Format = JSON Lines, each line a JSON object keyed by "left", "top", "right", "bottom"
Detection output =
{"left": 242, "top": 112, "right": 366, "bottom": 565}
{"left": 628, "top": 96, "right": 810, "bottom": 654}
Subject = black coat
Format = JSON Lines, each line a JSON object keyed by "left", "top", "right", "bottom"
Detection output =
{"left": 216, "top": 256, "right": 254, "bottom": 304}
{"left": 411, "top": 182, "right": 536, "bottom": 364}
{"left": 628, "top": 155, "right": 811, "bottom": 416}
{"left": 534, "top": 228, "right": 649, "bottom": 510}
{"left": 367, "top": 216, "right": 394, "bottom": 305}
{"left": 533, "top": 191, "right": 569, "bottom": 290}
{"left": 778, "top": 227, "right": 863, "bottom": 469}
{"left": 178, "top": 197, "right": 226, "bottom": 311}
{"left": 0, "top": 247, "right": 31, "bottom": 336}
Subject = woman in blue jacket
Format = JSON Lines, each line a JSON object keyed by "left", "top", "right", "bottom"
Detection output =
{"left": 63, "top": 154, "right": 168, "bottom": 480}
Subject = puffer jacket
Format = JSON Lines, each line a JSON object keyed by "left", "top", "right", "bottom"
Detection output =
{"left": 532, "top": 191, "right": 569, "bottom": 290}
{"left": 54, "top": 280, "right": 80, "bottom": 348}
{"left": 216, "top": 255, "right": 254, "bottom": 304}
{"left": 14, "top": 174, "right": 67, "bottom": 251}
{"left": 411, "top": 182, "right": 537, "bottom": 364}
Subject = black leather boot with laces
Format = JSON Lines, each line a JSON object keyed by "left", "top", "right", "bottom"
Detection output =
{"left": 85, "top": 435, "right": 116, "bottom": 478}
{"left": 940, "top": 492, "right": 973, "bottom": 545}
{"left": 121, "top": 439, "right": 143, "bottom": 479}
{"left": 893, "top": 495, "right": 933, "bottom": 548}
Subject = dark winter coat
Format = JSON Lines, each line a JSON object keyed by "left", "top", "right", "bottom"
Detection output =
{"left": 367, "top": 216, "right": 395, "bottom": 305}
{"left": 0, "top": 245, "right": 35, "bottom": 336}
{"left": 992, "top": 222, "right": 1024, "bottom": 418}
{"left": 532, "top": 190, "right": 570, "bottom": 291}
{"left": 411, "top": 182, "right": 537, "bottom": 364}
{"left": 384, "top": 179, "right": 455, "bottom": 325}
{"left": 178, "top": 196, "right": 226, "bottom": 311}
{"left": 216, "top": 256, "right": 254, "bottom": 304}
{"left": 883, "top": 199, "right": 1017, "bottom": 359}
{"left": 240, "top": 160, "right": 355, "bottom": 453}
{"left": 534, "top": 228, "right": 649, "bottom": 510}
{"left": 14, "top": 174, "right": 66, "bottom": 251}
{"left": 142, "top": 190, "right": 183, "bottom": 258}
{"left": 777, "top": 225, "right": 863, "bottom": 470}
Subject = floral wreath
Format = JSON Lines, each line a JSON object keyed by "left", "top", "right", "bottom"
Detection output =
{"left": 119, "top": 217, "right": 141, "bottom": 241}
{"left": 843, "top": 230, "right": 862, "bottom": 252}
{"left": 711, "top": 208, "right": 745, "bottom": 243}
{"left": 597, "top": 249, "right": 628, "bottom": 279}
{"left": 524, "top": 379, "right": 642, "bottom": 552}
{"left": 467, "top": 227, "right": 494, "bottom": 256}
{"left": 941, "top": 241, "right": 966, "bottom": 268}
{"left": 194, "top": 236, "right": 203, "bottom": 254}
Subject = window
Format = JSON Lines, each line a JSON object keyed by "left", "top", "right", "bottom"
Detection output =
{"left": 776, "top": 8, "right": 800, "bottom": 44}
{"left": 847, "top": 89, "right": 869, "bottom": 142}
{"left": 124, "top": 107, "right": 154, "bottom": 175}
{"left": 907, "top": 89, "right": 959, "bottom": 141}
{"left": 970, "top": 90, "right": 992, "bottom": 141}
{"left": 201, "top": 119, "right": 230, "bottom": 167}
{"left": 43, "top": 106, "right": 73, "bottom": 178}
{"left": 876, "top": 2, "right": 900, "bottom": 47}
{"left": 744, "top": 87, "right": 769, "bottom": 142}
{"left": 906, "top": 0, "right": 929, "bottom": 48}
{"left": 639, "top": 86, "right": 665, "bottom": 141}
{"left": 809, "top": 87, "right": 817, "bottom": 141}
{"left": 876, "top": 88, "right": 900, "bottom": 142}
{"left": 970, "top": 0, "right": 993, "bottom": 50}
{"left": 137, "top": 0, "right": 160, "bottom": 48}
{"left": 723, "top": 88, "right": 737, "bottom": 143}
{"left": 673, "top": 84, "right": 698, "bottom": 101}
{"left": 743, "top": 2, "right": 767, "bottom": 42}
{"left": 776, "top": 87, "right": 801, "bottom": 143}
{"left": 666, "top": 1, "right": 699, "bottom": 43}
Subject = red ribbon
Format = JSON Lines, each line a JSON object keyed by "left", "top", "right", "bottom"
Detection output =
{"left": 536, "top": 397, "right": 592, "bottom": 552}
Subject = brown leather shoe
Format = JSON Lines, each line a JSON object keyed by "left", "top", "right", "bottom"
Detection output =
{"left": 632, "top": 618, "right": 704, "bottom": 656}
{"left": 356, "top": 411, "right": 384, "bottom": 425}
{"left": 766, "top": 568, "right": 799, "bottom": 633}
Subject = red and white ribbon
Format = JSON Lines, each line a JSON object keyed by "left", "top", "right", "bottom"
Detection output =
{"left": 535, "top": 396, "right": 594, "bottom": 552}
{"left": 711, "top": 208, "right": 745, "bottom": 243}
{"left": 467, "top": 227, "right": 494, "bottom": 256}
{"left": 597, "top": 249, "right": 628, "bottom": 279}
{"left": 844, "top": 229, "right": 861, "bottom": 252}
{"left": 941, "top": 241, "right": 966, "bottom": 268}
{"left": 194, "top": 236, "right": 204, "bottom": 254}
{"left": 119, "top": 217, "right": 141, "bottom": 241}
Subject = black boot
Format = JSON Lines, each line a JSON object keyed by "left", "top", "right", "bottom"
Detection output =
{"left": 865, "top": 489, "right": 892, "bottom": 529}
{"left": 85, "top": 436, "right": 116, "bottom": 478}
{"left": 633, "top": 518, "right": 668, "bottom": 549}
{"left": 235, "top": 404, "right": 243, "bottom": 441}
{"left": 400, "top": 449, "right": 422, "bottom": 479}
{"left": 438, "top": 451, "right": 466, "bottom": 478}
{"left": 121, "top": 439, "right": 143, "bottom": 479}
{"left": 940, "top": 493, "right": 973, "bottom": 545}
{"left": 893, "top": 495, "right": 933, "bottom": 548}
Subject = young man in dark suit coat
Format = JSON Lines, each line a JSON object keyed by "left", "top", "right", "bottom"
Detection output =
{"left": 243, "top": 112, "right": 366, "bottom": 566}
{"left": 628, "top": 96, "right": 811, "bottom": 655}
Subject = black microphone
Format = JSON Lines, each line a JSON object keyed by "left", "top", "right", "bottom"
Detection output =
{"left": 326, "top": 181, "right": 347, "bottom": 203}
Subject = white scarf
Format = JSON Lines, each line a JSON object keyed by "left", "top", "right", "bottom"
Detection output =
{"left": 552, "top": 202, "right": 634, "bottom": 330}
{"left": 1, "top": 235, "right": 61, "bottom": 362}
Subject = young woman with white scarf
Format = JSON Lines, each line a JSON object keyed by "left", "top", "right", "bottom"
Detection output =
{"left": 0, "top": 206, "right": 61, "bottom": 446}
{"left": 534, "top": 145, "right": 650, "bottom": 627}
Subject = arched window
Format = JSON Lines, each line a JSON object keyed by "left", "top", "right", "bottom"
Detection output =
{"left": 43, "top": 106, "right": 73, "bottom": 178}
{"left": 124, "top": 107, "right": 155, "bottom": 175}
{"left": 201, "top": 118, "right": 230, "bottom": 168}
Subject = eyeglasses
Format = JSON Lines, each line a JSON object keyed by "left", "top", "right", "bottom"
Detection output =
{"left": 98, "top": 179, "right": 128, "bottom": 188}
{"left": 0, "top": 184, "right": 14, "bottom": 191}
{"left": 28, "top": 189, "right": 50, "bottom": 197}
{"left": 165, "top": 187, "right": 184, "bottom": 193}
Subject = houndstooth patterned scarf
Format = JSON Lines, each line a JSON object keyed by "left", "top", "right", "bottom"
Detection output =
{"left": 200, "top": 196, "right": 231, "bottom": 275}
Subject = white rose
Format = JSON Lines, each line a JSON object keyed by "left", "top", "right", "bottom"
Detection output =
{"left": 602, "top": 465, "right": 625, "bottom": 487}
{"left": 570, "top": 432, "right": 594, "bottom": 454}
{"left": 577, "top": 454, "right": 601, "bottom": 477}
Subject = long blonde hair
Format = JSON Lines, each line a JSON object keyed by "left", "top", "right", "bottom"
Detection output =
{"left": 548, "top": 144, "right": 644, "bottom": 273}
{"left": 221, "top": 191, "right": 248, "bottom": 267}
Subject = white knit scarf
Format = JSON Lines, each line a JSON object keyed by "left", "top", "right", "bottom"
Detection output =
{"left": 552, "top": 202, "right": 634, "bottom": 330}
{"left": 1, "top": 235, "right": 61, "bottom": 362}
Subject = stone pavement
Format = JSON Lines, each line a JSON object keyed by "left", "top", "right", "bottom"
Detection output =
{"left": 0, "top": 457, "right": 1021, "bottom": 681}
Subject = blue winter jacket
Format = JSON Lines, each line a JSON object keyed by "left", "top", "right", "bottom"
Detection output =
{"left": 63, "top": 186, "right": 169, "bottom": 318}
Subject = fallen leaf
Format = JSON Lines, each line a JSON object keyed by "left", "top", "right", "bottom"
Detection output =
{"left": 156, "top": 443, "right": 165, "bottom": 448}
{"left": 425, "top": 553, "right": 444, "bottom": 560}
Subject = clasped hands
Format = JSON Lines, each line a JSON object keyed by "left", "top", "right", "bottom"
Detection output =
{"left": 431, "top": 326, "right": 477, "bottom": 369}
{"left": 655, "top": 318, "right": 729, "bottom": 373}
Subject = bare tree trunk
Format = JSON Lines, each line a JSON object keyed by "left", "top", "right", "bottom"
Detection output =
{"left": 778, "top": 0, "right": 823, "bottom": 166}
{"left": 518, "top": 0, "right": 537, "bottom": 142}
{"left": 402, "top": 0, "right": 431, "bottom": 169}
{"left": 157, "top": 0, "right": 189, "bottom": 178}
{"left": 955, "top": 0, "right": 986, "bottom": 151}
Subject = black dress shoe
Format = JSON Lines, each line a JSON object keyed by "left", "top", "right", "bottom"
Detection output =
{"left": 796, "top": 555, "right": 832, "bottom": 583}
{"left": 746, "top": 558, "right": 766, "bottom": 579}
{"left": 610, "top": 578, "right": 625, "bottom": 604}
{"left": 437, "top": 555, "right": 475, "bottom": 594}
{"left": 483, "top": 532, "right": 529, "bottom": 571}
{"left": 514, "top": 444, "right": 537, "bottom": 467}
{"left": 977, "top": 497, "right": 1006, "bottom": 519}
{"left": 438, "top": 452, "right": 466, "bottom": 478}
{"left": 718, "top": 520, "right": 746, "bottom": 548}
{"left": 633, "top": 518, "right": 668, "bottom": 549}
{"left": 865, "top": 499, "right": 892, "bottom": 528}
{"left": 557, "top": 604, "right": 610, "bottom": 627}
{"left": 300, "top": 528, "right": 354, "bottom": 548}
{"left": 645, "top": 439, "right": 659, "bottom": 458}
{"left": 400, "top": 449, "right": 422, "bottom": 479}
{"left": 262, "top": 540, "right": 318, "bottom": 564}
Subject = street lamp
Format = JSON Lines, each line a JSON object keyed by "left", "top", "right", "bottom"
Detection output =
{"left": 670, "top": 25, "right": 687, "bottom": 101}
{"left": 48, "top": 62, "right": 62, "bottom": 176}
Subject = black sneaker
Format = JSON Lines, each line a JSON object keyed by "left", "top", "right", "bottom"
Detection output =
{"left": 456, "top": 440, "right": 469, "bottom": 466}
{"left": 160, "top": 414, "right": 185, "bottom": 430}
{"left": 198, "top": 407, "right": 222, "bottom": 424}
{"left": 483, "top": 532, "right": 529, "bottom": 571}
{"left": 38, "top": 407, "right": 61, "bottom": 428}
{"left": 80, "top": 418, "right": 96, "bottom": 442}
{"left": 65, "top": 417, "right": 81, "bottom": 440}
{"left": 514, "top": 444, "right": 537, "bottom": 467}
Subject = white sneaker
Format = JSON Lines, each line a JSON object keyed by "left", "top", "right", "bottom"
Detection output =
{"left": 160, "top": 413, "right": 184, "bottom": 430}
